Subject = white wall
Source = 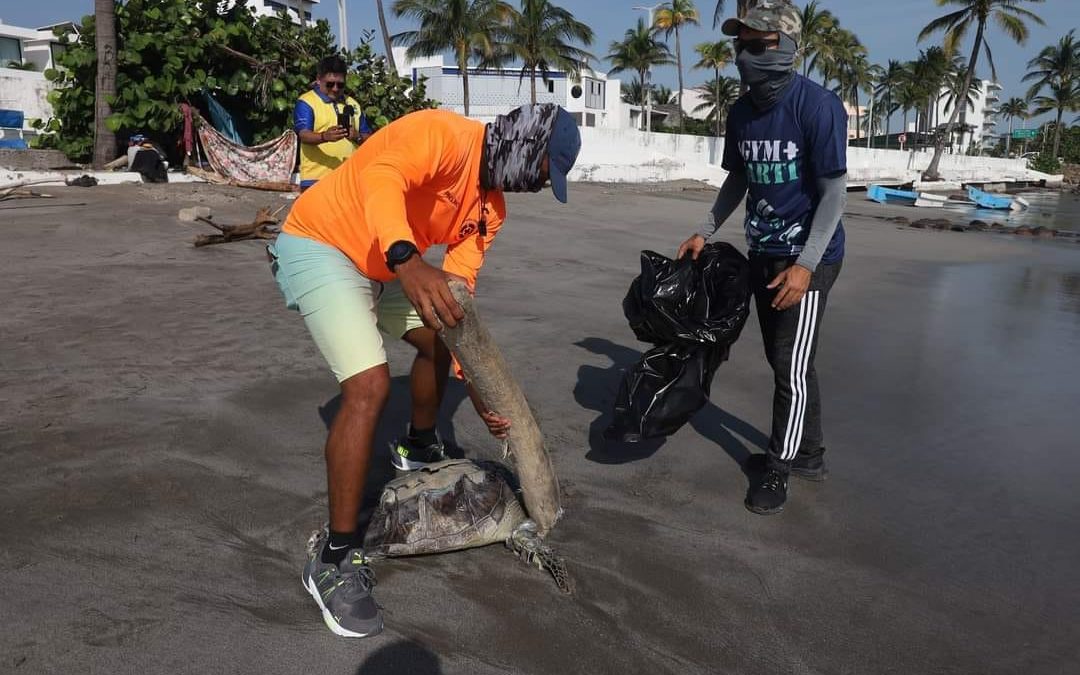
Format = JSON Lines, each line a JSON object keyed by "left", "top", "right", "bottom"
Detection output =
{"left": 0, "top": 68, "right": 51, "bottom": 129}
{"left": 568, "top": 127, "right": 1051, "bottom": 187}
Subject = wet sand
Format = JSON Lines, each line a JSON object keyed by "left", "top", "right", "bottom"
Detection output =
{"left": 2, "top": 183, "right": 1079, "bottom": 674}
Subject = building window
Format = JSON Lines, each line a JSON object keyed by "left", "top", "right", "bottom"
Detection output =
{"left": 547, "top": 80, "right": 555, "bottom": 94}
{"left": 0, "top": 37, "right": 23, "bottom": 66}
{"left": 584, "top": 78, "right": 604, "bottom": 109}
{"left": 49, "top": 43, "right": 66, "bottom": 69}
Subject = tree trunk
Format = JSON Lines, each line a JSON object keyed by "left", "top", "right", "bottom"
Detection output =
{"left": 1052, "top": 108, "right": 1063, "bottom": 160}
{"left": 92, "top": 0, "right": 117, "bottom": 169}
{"left": 459, "top": 47, "right": 470, "bottom": 116}
{"left": 376, "top": 0, "right": 397, "bottom": 73}
{"left": 715, "top": 66, "right": 721, "bottom": 138}
{"left": 530, "top": 68, "right": 537, "bottom": 105}
{"left": 295, "top": 0, "right": 305, "bottom": 27}
{"left": 675, "top": 25, "right": 684, "bottom": 132}
{"left": 924, "top": 21, "right": 983, "bottom": 180}
{"left": 854, "top": 88, "right": 861, "bottom": 141}
{"left": 438, "top": 281, "right": 563, "bottom": 535}
{"left": 1006, "top": 117, "right": 1013, "bottom": 155}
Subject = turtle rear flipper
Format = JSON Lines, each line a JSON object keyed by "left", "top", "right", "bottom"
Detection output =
{"left": 507, "top": 520, "right": 573, "bottom": 595}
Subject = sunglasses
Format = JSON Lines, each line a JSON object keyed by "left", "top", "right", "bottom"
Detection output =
{"left": 324, "top": 81, "right": 345, "bottom": 90}
{"left": 734, "top": 38, "right": 779, "bottom": 55}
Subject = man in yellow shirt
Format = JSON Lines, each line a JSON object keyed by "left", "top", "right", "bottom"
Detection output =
{"left": 293, "top": 56, "right": 373, "bottom": 191}
{"left": 270, "top": 104, "right": 581, "bottom": 637}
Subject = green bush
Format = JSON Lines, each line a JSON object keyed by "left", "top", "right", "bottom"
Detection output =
{"left": 31, "top": 0, "right": 434, "bottom": 162}
{"left": 1028, "top": 152, "right": 1062, "bottom": 174}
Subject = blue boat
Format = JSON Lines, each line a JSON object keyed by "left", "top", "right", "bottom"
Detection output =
{"left": 967, "top": 186, "right": 1029, "bottom": 211}
{"left": 867, "top": 184, "right": 947, "bottom": 208}
{"left": 867, "top": 184, "right": 918, "bottom": 204}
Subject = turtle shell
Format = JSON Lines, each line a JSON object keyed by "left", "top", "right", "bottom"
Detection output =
{"left": 363, "top": 459, "right": 527, "bottom": 558}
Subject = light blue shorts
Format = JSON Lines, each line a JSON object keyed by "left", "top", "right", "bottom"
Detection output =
{"left": 267, "top": 232, "right": 424, "bottom": 382}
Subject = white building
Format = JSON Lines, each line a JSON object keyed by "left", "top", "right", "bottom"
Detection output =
{"left": 393, "top": 47, "right": 626, "bottom": 129}
{"left": 242, "top": 0, "right": 319, "bottom": 24}
{"left": 910, "top": 78, "right": 1002, "bottom": 153}
{"left": 0, "top": 19, "right": 68, "bottom": 145}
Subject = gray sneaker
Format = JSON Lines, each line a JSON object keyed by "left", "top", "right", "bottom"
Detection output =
{"left": 301, "top": 530, "right": 383, "bottom": 638}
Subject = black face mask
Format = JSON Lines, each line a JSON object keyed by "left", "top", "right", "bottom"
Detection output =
{"left": 735, "top": 33, "right": 798, "bottom": 110}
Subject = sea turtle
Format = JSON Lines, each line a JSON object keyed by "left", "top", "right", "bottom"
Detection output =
{"left": 308, "top": 458, "right": 571, "bottom": 593}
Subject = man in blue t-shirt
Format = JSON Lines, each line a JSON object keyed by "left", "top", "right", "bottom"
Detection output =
{"left": 678, "top": 0, "right": 847, "bottom": 515}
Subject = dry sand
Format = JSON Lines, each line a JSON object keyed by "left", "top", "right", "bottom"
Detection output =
{"left": 2, "top": 182, "right": 1079, "bottom": 674}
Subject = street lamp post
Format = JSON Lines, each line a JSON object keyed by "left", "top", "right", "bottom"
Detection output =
{"left": 633, "top": 3, "right": 663, "bottom": 133}
{"left": 338, "top": 0, "right": 348, "bottom": 50}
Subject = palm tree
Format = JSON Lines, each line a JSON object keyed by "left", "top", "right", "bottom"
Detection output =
{"left": 694, "top": 40, "right": 733, "bottom": 80}
{"left": 874, "top": 60, "right": 908, "bottom": 141}
{"left": 917, "top": 0, "right": 1045, "bottom": 180}
{"left": 607, "top": 18, "right": 673, "bottom": 124}
{"left": 93, "top": 0, "right": 117, "bottom": 168}
{"left": 894, "top": 78, "right": 923, "bottom": 144}
{"left": 654, "top": 0, "right": 700, "bottom": 132}
{"left": 1030, "top": 80, "right": 1080, "bottom": 159}
{"left": 694, "top": 75, "right": 741, "bottom": 136}
{"left": 817, "top": 28, "right": 868, "bottom": 139}
{"left": 392, "top": 0, "right": 513, "bottom": 116}
{"left": 797, "top": 0, "right": 836, "bottom": 78}
{"left": 376, "top": 0, "right": 397, "bottom": 72}
{"left": 1023, "top": 30, "right": 1079, "bottom": 160}
{"left": 621, "top": 77, "right": 647, "bottom": 105}
{"left": 694, "top": 40, "right": 733, "bottom": 136}
{"left": 711, "top": 0, "right": 756, "bottom": 28}
{"left": 500, "top": 0, "right": 594, "bottom": 104}
{"left": 998, "top": 97, "right": 1028, "bottom": 155}
{"left": 942, "top": 66, "right": 983, "bottom": 151}
{"left": 653, "top": 84, "right": 677, "bottom": 105}
{"left": 909, "top": 47, "right": 952, "bottom": 136}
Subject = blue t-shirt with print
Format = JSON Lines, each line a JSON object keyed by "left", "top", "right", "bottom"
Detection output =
{"left": 722, "top": 74, "right": 846, "bottom": 263}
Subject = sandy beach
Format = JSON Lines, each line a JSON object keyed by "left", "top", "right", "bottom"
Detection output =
{"left": 2, "top": 182, "right": 1078, "bottom": 674}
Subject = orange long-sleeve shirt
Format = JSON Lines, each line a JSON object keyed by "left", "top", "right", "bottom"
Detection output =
{"left": 283, "top": 109, "right": 506, "bottom": 288}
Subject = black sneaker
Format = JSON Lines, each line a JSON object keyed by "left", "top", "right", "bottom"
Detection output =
{"left": 745, "top": 469, "right": 788, "bottom": 515}
{"left": 745, "top": 448, "right": 828, "bottom": 482}
{"left": 389, "top": 427, "right": 448, "bottom": 471}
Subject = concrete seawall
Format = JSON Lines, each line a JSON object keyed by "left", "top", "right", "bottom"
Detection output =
{"left": 569, "top": 127, "right": 1061, "bottom": 188}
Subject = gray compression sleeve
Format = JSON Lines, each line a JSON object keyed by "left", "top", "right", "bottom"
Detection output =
{"left": 698, "top": 170, "right": 748, "bottom": 239}
{"left": 796, "top": 173, "right": 847, "bottom": 273}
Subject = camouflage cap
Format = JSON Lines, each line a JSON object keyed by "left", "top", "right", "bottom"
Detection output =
{"left": 721, "top": 0, "right": 802, "bottom": 43}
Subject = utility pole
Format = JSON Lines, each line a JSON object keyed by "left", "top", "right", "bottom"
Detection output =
{"left": 338, "top": 0, "right": 348, "bottom": 51}
{"left": 633, "top": 3, "right": 663, "bottom": 133}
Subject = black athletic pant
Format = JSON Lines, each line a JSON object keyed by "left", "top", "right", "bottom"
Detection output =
{"left": 749, "top": 255, "right": 842, "bottom": 474}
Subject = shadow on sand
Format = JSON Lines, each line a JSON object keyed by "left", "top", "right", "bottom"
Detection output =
{"left": 573, "top": 337, "right": 769, "bottom": 471}
{"left": 356, "top": 639, "right": 443, "bottom": 675}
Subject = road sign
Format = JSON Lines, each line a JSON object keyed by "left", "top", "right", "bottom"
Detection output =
{"left": 1012, "top": 128, "right": 1038, "bottom": 140}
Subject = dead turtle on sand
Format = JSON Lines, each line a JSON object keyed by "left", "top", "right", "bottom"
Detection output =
{"left": 307, "top": 458, "right": 571, "bottom": 593}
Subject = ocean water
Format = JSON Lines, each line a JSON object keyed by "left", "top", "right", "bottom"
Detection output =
{"left": 938, "top": 189, "right": 1080, "bottom": 233}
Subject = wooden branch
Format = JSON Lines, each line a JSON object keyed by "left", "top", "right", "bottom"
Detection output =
{"left": 438, "top": 280, "right": 563, "bottom": 535}
{"left": 191, "top": 208, "right": 281, "bottom": 247}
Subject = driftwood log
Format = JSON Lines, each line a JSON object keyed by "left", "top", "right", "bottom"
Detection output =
{"left": 193, "top": 207, "right": 281, "bottom": 247}
{"left": 438, "top": 280, "right": 562, "bottom": 535}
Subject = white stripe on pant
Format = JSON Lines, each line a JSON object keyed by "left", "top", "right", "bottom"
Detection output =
{"left": 781, "top": 290, "right": 819, "bottom": 461}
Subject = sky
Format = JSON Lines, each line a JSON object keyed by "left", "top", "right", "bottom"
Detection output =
{"left": 2, "top": 0, "right": 1074, "bottom": 131}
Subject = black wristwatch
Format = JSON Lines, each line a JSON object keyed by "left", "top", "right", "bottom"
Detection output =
{"left": 385, "top": 240, "right": 418, "bottom": 271}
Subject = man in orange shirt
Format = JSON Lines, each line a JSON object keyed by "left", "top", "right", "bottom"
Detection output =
{"left": 268, "top": 104, "right": 581, "bottom": 638}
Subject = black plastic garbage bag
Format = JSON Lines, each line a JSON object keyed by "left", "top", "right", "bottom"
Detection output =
{"left": 609, "top": 345, "right": 725, "bottom": 442}
{"left": 624, "top": 242, "right": 751, "bottom": 348}
{"left": 608, "top": 243, "right": 750, "bottom": 442}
